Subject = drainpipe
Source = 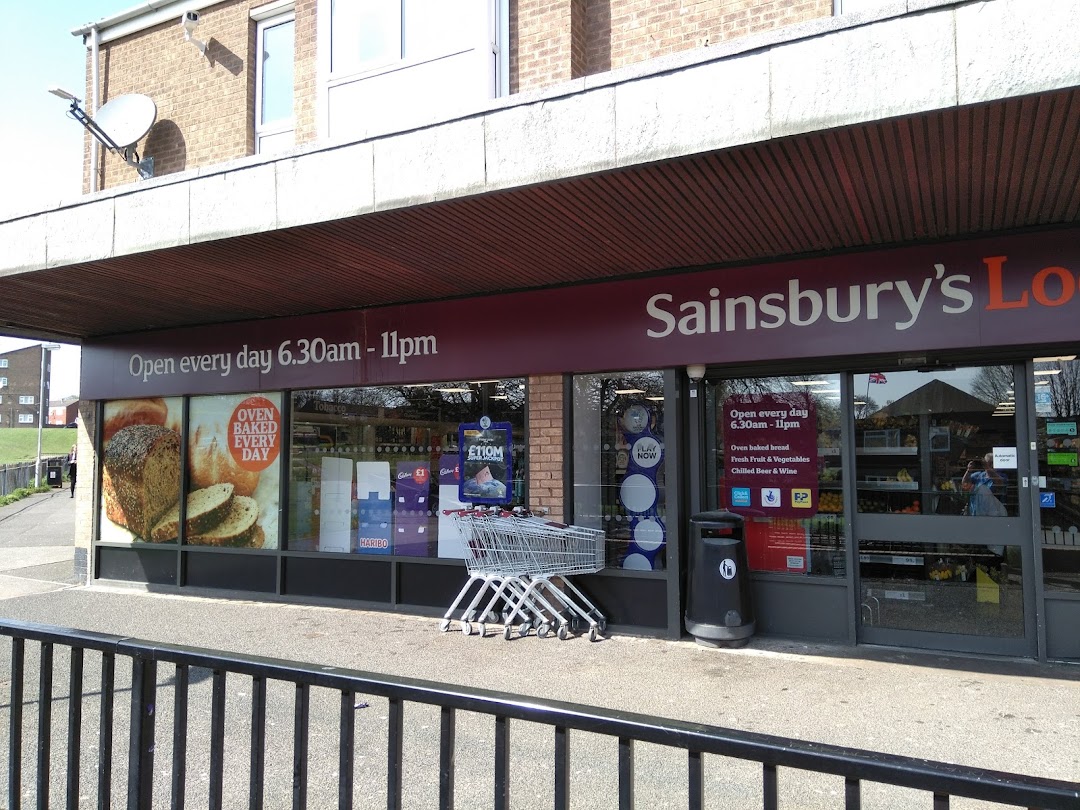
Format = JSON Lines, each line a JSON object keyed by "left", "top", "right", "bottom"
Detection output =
{"left": 89, "top": 25, "right": 101, "bottom": 192}
{"left": 832, "top": 0, "right": 842, "bottom": 15}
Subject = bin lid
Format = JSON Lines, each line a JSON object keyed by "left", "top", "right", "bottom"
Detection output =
{"left": 689, "top": 510, "right": 744, "bottom": 527}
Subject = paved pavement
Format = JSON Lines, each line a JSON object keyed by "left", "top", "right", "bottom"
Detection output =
{"left": 0, "top": 490, "right": 1078, "bottom": 809}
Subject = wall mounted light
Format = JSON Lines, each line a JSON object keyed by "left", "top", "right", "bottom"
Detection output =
{"left": 686, "top": 364, "right": 706, "bottom": 381}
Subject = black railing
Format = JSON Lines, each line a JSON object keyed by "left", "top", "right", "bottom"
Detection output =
{"left": 2, "top": 618, "right": 1078, "bottom": 810}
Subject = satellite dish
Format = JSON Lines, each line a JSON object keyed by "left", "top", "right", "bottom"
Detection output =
{"left": 94, "top": 94, "right": 157, "bottom": 149}
{"left": 55, "top": 92, "right": 157, "bottom": 178}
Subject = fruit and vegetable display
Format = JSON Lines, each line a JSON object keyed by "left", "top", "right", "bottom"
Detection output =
{"left": 818, "top": 491, "right": 844, "bottom": 513}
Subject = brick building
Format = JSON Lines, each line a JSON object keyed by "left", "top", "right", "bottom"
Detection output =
{"left": 1, "top": 0, "right": 1079, "bottom": 661}
{"left": 0, "top": 345, "right": 51, "bottom": 429}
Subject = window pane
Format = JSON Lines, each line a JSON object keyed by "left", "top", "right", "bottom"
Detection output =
{"left": 332, "top": 0, "right": 400, "bottom": 74}
{"left": 403, "top": 0, "right": 475, "bottom": 59}
{"left": 572, "top": 372, "right": 667, "bottom": 571}
{"left": 261, "top": 20, "right": 295, "bottom": 125}
{"left": 288, "top": 380, "right": 525, "bottom": 558}
{"left": 1035, "top": 353, "right": 1080, "bottom": 592}
{"left": 853, "top": 366, "right": 1017, "bottom": 517}
{"left": 707, "top": 374, "right": 846, "bottom": 577}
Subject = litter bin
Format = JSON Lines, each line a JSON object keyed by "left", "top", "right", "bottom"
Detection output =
{"left": 685, "top": 510, "right": 755, "bottom": 647}
{"left": 46, "top": 462, "right": 64, "bottom": 488}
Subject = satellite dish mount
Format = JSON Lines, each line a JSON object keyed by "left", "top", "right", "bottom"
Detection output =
{"left": 51, "top": 89, "right": 157, "bottom": 180}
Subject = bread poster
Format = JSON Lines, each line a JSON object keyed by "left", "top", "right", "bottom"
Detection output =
{"left": 187, "top": 393, "right": 281, "bottom": 548}
{"left": 99, "top": 397, "right": 183, "bottom": 543}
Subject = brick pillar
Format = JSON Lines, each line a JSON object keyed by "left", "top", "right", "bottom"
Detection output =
{"left": 513, "top": 0, "right": 588, "bottom": 92}
{"left": 527, "top": 375, "right": 564, "bottom": 522}
{"left": 73, "top": 400, "right": 97, "bottom": 585}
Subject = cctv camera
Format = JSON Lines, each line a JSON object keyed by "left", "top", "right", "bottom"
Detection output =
{"left": 181, "top": 10, "right": 200, "bottom": 33}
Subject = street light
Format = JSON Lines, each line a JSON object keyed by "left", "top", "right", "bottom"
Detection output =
{"left": 34, "top": 343, "right": 61, "bottom": 487}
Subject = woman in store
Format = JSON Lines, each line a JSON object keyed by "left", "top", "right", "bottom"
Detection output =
{"left": 961, "top": 452, "right": 1006, "bottom": 516}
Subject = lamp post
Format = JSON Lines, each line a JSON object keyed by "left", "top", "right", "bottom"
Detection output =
{"left": 34, "top": 343, "right": 61, "bottom": 487}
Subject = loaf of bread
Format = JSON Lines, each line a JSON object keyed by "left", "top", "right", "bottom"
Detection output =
{"left": 103, "top": 398, "right": 169, "bottom": 444}
{"left": 150, "top": 483, "right": 235, "bottom": 543}
{"left": 102, "top": 424, "right": 181, "bottom": 540}
{"left": 189, "top": 495, "right": 260, "bottom": 547}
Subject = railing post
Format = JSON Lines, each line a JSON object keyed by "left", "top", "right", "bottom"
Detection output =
{"left": 494, "top": 715, "right": 510, "bottom": 810}
{"left": 845, "top": 777, "right": 861, "bottom": 810}
{"left": 37, "top": 641, "right": 54, "bottom": 810}
{"left": 210, "top": 670, "right": 226, "bottom": 810}
{"left": 439, "top": 706, "right": 456, "bottom": 810}
{"left": 250, "top": 675, "right": 267, "bottom": 810}
{"left": 339, "top": 690, "right": 355, "bottom": 810}
{"left": 172, "top": 664, "right": 189, "bottom": 810}
{"left": 66, "top": 647, "right": 84, "bottom": 810}
{"left": 293, "top": 683, "right": 310, "bottom": 810}
{"left": 618, "top": 737, "right": 634, "bottom": 810}
{"left": 554, "top": 725, "right": 568, "bottom": 810}
{"left": 8, "top": 637, "right": 25, "bottom": 810}
{"left": 763, "top": 763, "right": 778, "bottom": 810}
{"left": 688, "top": 750, "right": 703, "bottom": 810}
{"left": 387, "top": 697, "right": 403, "bottom": 810}
{"left": 98, "top": 651, "right": 115, "bottom": 810}
{"left": 127, "top": 654, "right": 157, "bottom": 810}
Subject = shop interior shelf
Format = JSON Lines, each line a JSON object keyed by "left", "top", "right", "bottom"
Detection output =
{"left": 858, "top": 481, "right": 919, "bottom": 490}
{"left": 856, "top": 447, "right": 918, "bottom": 455}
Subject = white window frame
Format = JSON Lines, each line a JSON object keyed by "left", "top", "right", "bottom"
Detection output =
{"left": 18, "top": 413, "right": 34, "bottom": 424}
{"left": 0, "top": 377, "right": 6, "bottom": 387}
{"left": 253, "top": 4, "right": 297, "bottom": 154}
{"left": 19, "top": 395, "right": 35, "bottom": 405}
{"left": 316, "top": 0, "right": 508, "bottom": 139}
{"left": 0, "top": 358, "right": 7, "bottom": 367}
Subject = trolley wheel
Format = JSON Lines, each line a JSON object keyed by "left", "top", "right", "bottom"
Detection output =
{"left": 597, "top": 619, "right": 607, "bottom": 636}
{"left": 501, "top": 611, "right": 513, "bottom": 624}
{"left": 557, "top": 625, "right": 570, "bottom": 641}
{"left": 518, "top": 622, "right": 532, "bottom": 637}
{"left": 461, "top": 620, "right": 472, "bottom": 636}
{"left": 537, "top": 623, "right": 550, "bottom": 639}
{"left": 476, "top": 623, "right": 486, "bottom": 637}
{"left": 588, "top": 627, "right": 599, "bottom": 642}
{"left": 503, "top": 625, "right": 513, "bottom": 641}
{"left": 486, "top": 611, "right": 500, "bottom": 623}
{"left": 438, "top": 619, "right": 451, "bottom": 632}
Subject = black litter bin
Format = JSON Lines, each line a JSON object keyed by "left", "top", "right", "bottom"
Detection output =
{"left": 685, "top": 511, "right": 755, "bottom": 647}
{"left": 46, "top": 463, "right": 63, "bottom": 488}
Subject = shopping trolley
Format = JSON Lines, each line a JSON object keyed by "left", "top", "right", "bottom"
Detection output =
{"left": 438, "top": 509, "right": 608, "bottom": 641}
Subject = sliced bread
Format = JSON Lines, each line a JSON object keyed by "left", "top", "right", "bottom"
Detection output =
{"left": 150, "top": 483, "right": 235, "bottom": 543}
{"left": 101, "top": 424, "right": 181, "bottom": 540}
{"left": 188, "top": 495, "right": 260, "bottom": 547}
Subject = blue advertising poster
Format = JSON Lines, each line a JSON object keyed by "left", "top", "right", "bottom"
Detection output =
{"left": 458, "top": 417, "right": 513, "bottom": 505}
{"left": 356, "top": 461, "right": 392, "bottom": 555}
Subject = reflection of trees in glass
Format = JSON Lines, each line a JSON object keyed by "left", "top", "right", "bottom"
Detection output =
{"left": 1044, "top": 362, "right": 1080, "bottom": 417}
{"left": 294, "top": 380, "right": 525, "bottom": 421}
{"left": 970, "top": 365, "right": 1014, "bottom": 407}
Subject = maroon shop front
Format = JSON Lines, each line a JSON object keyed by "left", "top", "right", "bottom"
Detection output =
{"left": 82, "top": 227, "right": 1080, "bottom": 657}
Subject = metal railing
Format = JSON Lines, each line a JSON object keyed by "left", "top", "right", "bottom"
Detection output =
{"left": 0, "top": 457, "right": 64, "bottom": 497}
{"left": 2, "top": 618, "right": 1078, "bottom": 810}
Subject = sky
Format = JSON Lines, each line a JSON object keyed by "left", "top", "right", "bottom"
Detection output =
{"left": 0, "top": 1, "right": 135, "bottom": 400}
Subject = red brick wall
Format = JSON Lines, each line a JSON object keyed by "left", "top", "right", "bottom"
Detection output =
{"left": 85, "top": 0, "right": 318, "bottom": 191}
{"left": 528, "top": 375, "right": 564, "bottom": 522}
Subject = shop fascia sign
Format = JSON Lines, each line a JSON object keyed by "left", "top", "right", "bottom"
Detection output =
{"left": 80, "top": 228, "right": 1080, "bottom": 399}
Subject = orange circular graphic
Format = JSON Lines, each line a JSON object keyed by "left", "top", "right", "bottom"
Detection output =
{"left": 413, "top": 466, "right": 429, "bottom": 485}
{"left": 228, "top": 396, "right": 281, "bottom": 472}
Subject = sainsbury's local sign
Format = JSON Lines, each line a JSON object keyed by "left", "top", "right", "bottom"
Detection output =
{"left": 81, "top": 228, "right": 1080, "bottom": 399}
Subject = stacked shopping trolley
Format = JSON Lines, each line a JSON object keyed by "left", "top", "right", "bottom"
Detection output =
{"left": 439, "top": 508, "right": 608, "bottom": 641}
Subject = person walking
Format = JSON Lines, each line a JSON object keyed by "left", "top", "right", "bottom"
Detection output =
{"left": 67, "top": 444, "right": 77, "bottom": 498}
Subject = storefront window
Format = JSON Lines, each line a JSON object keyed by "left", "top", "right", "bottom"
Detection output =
{"left": 288, "top": 380, "right": 525, "bottom": 558}
{"left": 1034, "top": 354, "right": 1080, "bottom": 592}
{"left": 99, "top": 397, "right": 182, "bottom": 543}
{"left": 187, "top": 393, "right": 283, "bottom": 549}
{"left": 853, "top": 367, "right": 1018, "bottom": 517}
{"left": 572, "top": 372, "right": 667, "bottom": 570}
{"left": 707, "top": 374, "right": 845, "bottom": 577}
{"left": 859, "top": 540, "right": 1025, "bottom": 637}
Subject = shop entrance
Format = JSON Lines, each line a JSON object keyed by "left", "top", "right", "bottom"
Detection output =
{"left": 852, "top": 364, "right": 1037, "bottom": 657}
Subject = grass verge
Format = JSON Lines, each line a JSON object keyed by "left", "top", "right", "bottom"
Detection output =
{"left": 0, "top": 485, "right": 55, "bottom": 508}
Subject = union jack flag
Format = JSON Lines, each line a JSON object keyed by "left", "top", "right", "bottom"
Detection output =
{"left": 869, "top": 372, "right": 887, "bottom": 384}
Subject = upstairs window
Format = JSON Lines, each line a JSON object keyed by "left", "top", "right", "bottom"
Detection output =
{"left": 19, "top": 395, "right": 35, "bottom": 405}
{"left": 0, "top": 377, "right": 6, "bottom": 387}
{"left": 0, "top": 359, "right": 7, "bottom": 367}
{"left": 255, "top": 8, "right": 296, "bottom": 154}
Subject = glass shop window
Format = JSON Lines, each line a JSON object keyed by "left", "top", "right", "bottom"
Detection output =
{"left": 572, "top": 372, "right": 667, "bottom": 571}
{"left": 706, "top": 374, "right": 846, "bottom": 577}
{"left": 1034, "top": 353, "right": 1080, "bottom": 593}
{"left": 288, "top": 379, "right": 526, "bottom": 558}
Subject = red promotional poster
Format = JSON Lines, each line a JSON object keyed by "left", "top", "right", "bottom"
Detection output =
{"left": 744, "top": 519, "right": 811, "bottom": 574}
{"left": 723, "top": 392, "right": 818, "bottom": 519}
